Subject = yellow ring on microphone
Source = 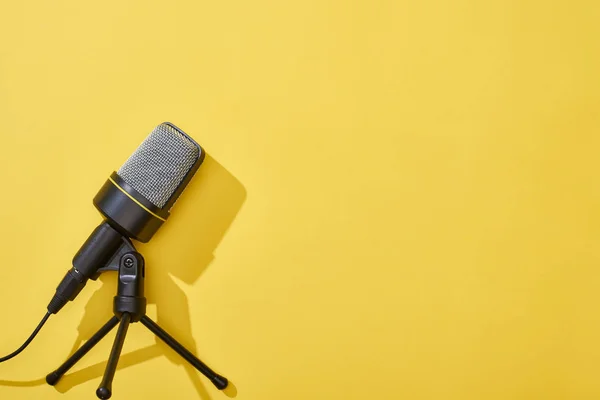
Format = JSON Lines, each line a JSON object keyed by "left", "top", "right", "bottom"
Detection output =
{"left": 108, "top": 177, "right": 167, "bottom": 222}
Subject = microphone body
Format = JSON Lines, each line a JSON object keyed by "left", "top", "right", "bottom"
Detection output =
{"left": 48, "top": 223, "right": 124, "bottom": 313}
{"left": 48, "top": 122, "right": 204, "bottom": 314}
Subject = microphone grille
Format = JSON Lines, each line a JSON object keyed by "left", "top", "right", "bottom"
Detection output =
{"left": 117, "top": 123, "right": 201, "bottom": 209}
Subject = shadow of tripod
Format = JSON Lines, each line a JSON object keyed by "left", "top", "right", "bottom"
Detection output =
{"left": 50, "top": 154, "right": 246, "bottom": 398}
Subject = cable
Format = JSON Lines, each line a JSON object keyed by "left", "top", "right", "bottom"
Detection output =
{"left": 0, "top": 312, "right": 51, "bottom": 363}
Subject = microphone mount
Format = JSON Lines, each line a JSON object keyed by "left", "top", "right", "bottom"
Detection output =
{"left": 45, "top": 235, "right": 228, "bottom": 399}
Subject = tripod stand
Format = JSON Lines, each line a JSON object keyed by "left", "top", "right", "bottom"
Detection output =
{"left": 45, "top": 243, "right": 228, "bottom": 399}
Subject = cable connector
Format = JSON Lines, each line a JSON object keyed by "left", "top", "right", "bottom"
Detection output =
{"left": 47, "top": 268, "right": 87, "bottom": 314}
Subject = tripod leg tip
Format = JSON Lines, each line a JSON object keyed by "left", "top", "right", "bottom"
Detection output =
{"left": 96, "top": 387, "right": 112, "bottom": 399}
{"left": 212, "top": 375, "right": 228, "bottom": 390}
{"left": 46, "top": 371, "right": 61, "bottom": 386}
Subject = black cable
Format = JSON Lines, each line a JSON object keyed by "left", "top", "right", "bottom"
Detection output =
{"left": 0, "top": 312, "right": 51, "bottom": 363}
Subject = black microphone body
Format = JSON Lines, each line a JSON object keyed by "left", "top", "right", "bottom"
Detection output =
{"left": 47, "top": 122, "right": 204, "bottom": 314}
{"left": 47, "top": 223, "right": 124, "bottom": 313}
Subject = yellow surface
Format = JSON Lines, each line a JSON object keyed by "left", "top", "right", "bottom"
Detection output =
{"left": 0, "top": 1, "right": 599, "bottom": 399}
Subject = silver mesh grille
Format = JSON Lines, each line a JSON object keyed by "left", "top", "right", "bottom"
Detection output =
{"left": 117, "top": 123, "right": 200, "bottom": 208}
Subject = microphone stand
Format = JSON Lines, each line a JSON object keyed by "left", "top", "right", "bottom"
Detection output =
{"left": 45, "top": 237, "right": 228, "bottom": 400}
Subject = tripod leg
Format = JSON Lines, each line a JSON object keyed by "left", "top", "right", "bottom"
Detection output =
{"left": 46, "top": 316, "right": 120, "bottom": 386}
{"left": 96, "top": 313, "right": 131, "bottom": 400}
{"left": 140, "top": 315, "right": 228, "bottom": 390}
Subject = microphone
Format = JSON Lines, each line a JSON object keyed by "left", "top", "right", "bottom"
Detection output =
{"left": 47, "top": 122, "right": 204, "bottom": 314}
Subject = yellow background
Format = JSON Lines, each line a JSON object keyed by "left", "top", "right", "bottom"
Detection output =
{"left": 0, "top": 1, "right": 599, "bottom": 399}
